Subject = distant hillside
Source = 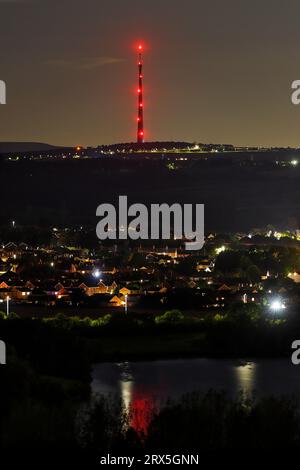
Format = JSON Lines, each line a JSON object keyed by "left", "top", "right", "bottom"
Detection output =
{"left": 0, "top": 142, "right": 64, "bottom": 154}
{"left": 96, "top": 141, "right": 235, "bottom": 153}
{"left": 97, "top": 141, "right": 194, "bottom": 152}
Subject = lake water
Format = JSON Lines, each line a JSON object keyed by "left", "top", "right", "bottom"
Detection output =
{"left": 92, "top": 358, "right": 300, "bottom": 432}
{"left": 92, "top": 358, "right": 300, "bottom": 404}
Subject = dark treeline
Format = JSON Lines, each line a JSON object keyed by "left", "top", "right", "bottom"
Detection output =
{"left": 0, "top": 305, "right": 297, "bottom": 363}
{"left": 1, "top": 381, "right": 300, "bottom": 460}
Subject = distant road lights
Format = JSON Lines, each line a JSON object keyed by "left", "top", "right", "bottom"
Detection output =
{"left": 291, "top": 159, "right": 298, "bottom": 166}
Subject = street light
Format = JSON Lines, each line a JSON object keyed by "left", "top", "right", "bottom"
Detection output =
{"left": 125, "top": 294, "right": 128, "bottom": 314}
{"left": 6, "top": 296, "right": 10, "bottom": 317}
{"left": 269, "top": 298, "right": 286, "bottom": 313}
{"left": 0, "top": 296, "right": 10, "bottom": 317}
{"left": 93, "top": 269, "right": 101, "bottom": 279}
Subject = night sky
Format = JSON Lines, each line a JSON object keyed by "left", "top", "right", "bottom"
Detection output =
{"left": 1, "top": 0, "right": 300, "bottom": 147}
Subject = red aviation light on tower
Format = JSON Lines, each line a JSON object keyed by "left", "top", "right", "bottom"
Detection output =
{"left": 136, "top": 42, "right": 144, "bottom": 144}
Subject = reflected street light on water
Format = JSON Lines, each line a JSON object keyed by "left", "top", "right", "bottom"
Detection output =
{"left": 235, "top": 362, "right": 256, "bottom": 397}
{"left": 120, "top": 380, "right": 133, "bottom": 413}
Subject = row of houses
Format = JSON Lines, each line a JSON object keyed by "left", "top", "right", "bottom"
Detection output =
{"left": 0, "top": 272, "right": 274, "bottom": 310}
{"left": 1, "top": 241, "right": 299, "bottom": 312}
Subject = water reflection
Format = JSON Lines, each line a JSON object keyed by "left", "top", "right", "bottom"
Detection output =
{"left": 118, "top": 363, "right": 155, "bottom": 434}
{"left": 234, "top": 361, "right": 256, "bottom": 397}
{"left": 120, "top": 379, "right": 133, "bottom": 412}
{"left": 92, "top": 358, "right": 300, "bottom": 434}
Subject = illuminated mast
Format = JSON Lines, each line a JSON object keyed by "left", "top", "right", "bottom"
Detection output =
{"left": 137, "top": 44, "right": 144, "bottom": 144}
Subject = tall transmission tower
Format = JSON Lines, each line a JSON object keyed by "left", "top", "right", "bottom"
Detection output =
{"left": 137, "top": 44, "right": 144, "bottom": 143}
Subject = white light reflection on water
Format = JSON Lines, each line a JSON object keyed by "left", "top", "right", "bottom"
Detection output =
{"left": 118, "top": 362, "right": 133, "bottom": 412}
{"left": 92, "top": 358, "right": 300, "bottom": 409}
{"left": 92, "top": 358, "right": 300, "bottom": 434}
{"left": 234, "top": 361, "right": 256, "bottom": 398}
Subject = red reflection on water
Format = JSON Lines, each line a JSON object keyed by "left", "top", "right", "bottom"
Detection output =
{"left": 129, "top": 396, "right": 155, "bottom": 435}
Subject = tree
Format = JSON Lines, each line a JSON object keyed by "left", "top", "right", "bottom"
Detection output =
{"left": 155, "top": 309, "right": 184, "bottom": 325}
{"left": 246, "top": 265, "right": 262, "bottom": 283}
{"left": 226, "top": 302, "right": 263, "bottom": 324}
